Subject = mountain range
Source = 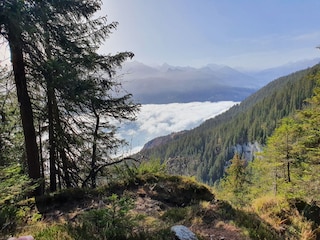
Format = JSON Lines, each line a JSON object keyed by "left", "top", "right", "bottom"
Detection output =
{"left": 120, "top": 58, "right": 320, "bottom": 104}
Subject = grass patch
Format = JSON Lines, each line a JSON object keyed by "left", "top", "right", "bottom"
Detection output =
{"left": 160, "top": 207, "right": 191, "bottom": 223}
{"left": 34, "top": 224, "right": 73, "bottom": 240}
{"left": 214, "top": 200, "right": 282, "bottom": 240}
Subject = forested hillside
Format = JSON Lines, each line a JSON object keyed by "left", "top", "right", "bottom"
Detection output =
{"left": 216, "top": 66, "right": 320, "bottom": 239}
{"left": 140, "top": 64, "right": 320, "bottom": 184}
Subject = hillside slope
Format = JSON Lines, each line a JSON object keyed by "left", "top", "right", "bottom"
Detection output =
{"left": 139, "top": 64, "right": 320, "bottom": 184}
{"left": 10, "top": 173, "right": 252, "bottom": 240}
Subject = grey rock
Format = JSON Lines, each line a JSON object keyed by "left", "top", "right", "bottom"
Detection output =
{"left": 171, "top": 225, "right": 198, "bottom": 240}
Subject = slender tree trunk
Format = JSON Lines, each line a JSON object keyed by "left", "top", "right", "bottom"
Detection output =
{"left": 273, "top": 169, "right": 278, "bottom": 196}
{"left": 52, "top": 95, "right": 72, "bottom": 188}
{"left": 286, "top": 132, "right": 291, "bottom": 183}
{"left": 7, "top": 21, "right": 42, "bottom": 196}
{"left": 38, "top": 119, "right": 45, "bottom": 193}
{"left": 59, "top": 147, "right": 72, "bottom": 188}
{"left": 44, "top": 34, "right": 58, "bottom": 192}
{"left": 287, "top": 161, "right": 291, "bottom": 183}
{"left": 57, "top": 163, "right": 62, "bottom": 190}
{"left": 91, "top": 104, "right": 100, "bottom": 188}
{"left": 48, "top": 85, "right": 57, "bottom": 191}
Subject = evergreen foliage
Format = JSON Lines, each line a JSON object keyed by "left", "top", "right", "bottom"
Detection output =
{"left": 0, "top": 66, "right": 23, "bottom": 166}
{"left": 216, "top": 72, "right": 320, "bottom": 239}
{"left": 141, "top": 64, "right": 320, "bottom": 184}
{"left": 0, "top": 164, "right": 36, "bottom": 234}
{"left": 217, "top": 153, "right": 250, "bottom": 206}
{"left": 72, "top": 194, "right": 136, "bottom": 240}
{"left": 0, "top": 0, "right": 140, "bottom": 194}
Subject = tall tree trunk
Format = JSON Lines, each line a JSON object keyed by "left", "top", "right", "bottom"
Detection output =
{"left": 48, "top": 85, "right": 57, "bottom": 191}
{"left": 91, "top": 103, "right": 100, "bottom": 188}
{"left": 44, "top": 31, "right": 58, "bottom": 192}
{"left": 287, "top": 161, "right": 291, "bottom": 183}
{"left": 7, "top": 21, "right": 42, "bottom": 196}
{"left": 58, "top": 147, "right": 72, "bottom": 188}
{"left": 38, "top": 119, "right": 45, "bottom": 194}
{"left": 52, "top": 95, "right": 72, "bottom": 188}
{"left": 286, "top": 132, "right": 291, "bottom": 183}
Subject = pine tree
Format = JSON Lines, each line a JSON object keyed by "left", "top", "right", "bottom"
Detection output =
{"left": 226, "top": 153, "right": 248, "bottom": 192}
{"left": 1, "top": 1, "right": 140, "bottom": 193}
{"left": 0, "top": 1, "right": 42, "bottom": 194}
{"left": 217, "top": 153, "right": 249, "bottom": 205}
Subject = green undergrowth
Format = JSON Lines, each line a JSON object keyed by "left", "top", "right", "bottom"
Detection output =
{"left": 6, "top": 159, "right": 317, "bottom": 239}
{"left": 213, "top": 195, "right": 320, "bottom": 240}
{"left": 2, "top": 165, "right": 215, "bottom": 239}
{"left": 215, "top": 200, "right": 282, "bottom": 240}
{"left": 7, "top": 181, "right": 300, "bottom": 240}
{"left": 6, "top": 159, "right": 300, "bottom": 239}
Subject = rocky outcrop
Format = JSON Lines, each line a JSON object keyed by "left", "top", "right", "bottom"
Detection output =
{"left": 165, "top": 156, "right": 199, "bottom": 177}
{"left": 137, "top": 174, "right": 214, "bottom": 207}
{"left": 232, "top": 141, "right": 262, "bottom": 161}
{"left": 171, "top": 225, "right": 198, "bottom": 240}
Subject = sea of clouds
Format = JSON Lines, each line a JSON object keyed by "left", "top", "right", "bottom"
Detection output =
{"left": 116, "top": 101, "right": 238, "bottom": 155}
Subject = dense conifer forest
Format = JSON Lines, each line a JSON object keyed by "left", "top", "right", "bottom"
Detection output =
{"left": 215, "top": 65, "right": 320, "bottom": 239}
{"left": 140, "top": 64, "right": 319, "bottom": 184}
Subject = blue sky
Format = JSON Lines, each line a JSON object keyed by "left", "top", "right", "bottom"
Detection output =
{"left": 100, "top": 0, "right": 320, "bottom": 70}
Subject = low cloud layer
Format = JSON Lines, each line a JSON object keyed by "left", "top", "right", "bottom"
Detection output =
{"left": 117, "top": 101, "right": 238, "bottom": 155}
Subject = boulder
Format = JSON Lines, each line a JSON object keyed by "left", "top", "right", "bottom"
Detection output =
{"left": 171, "top": 225, "right": 198, "bottom": 240}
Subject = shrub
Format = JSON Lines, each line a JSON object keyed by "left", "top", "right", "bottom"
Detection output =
{"left": 72, "top": 194, "right": 136, "bottom": 239}
{"left": 160, "top": 207, "right": 190, "bottom": 223}
{"left": 0, "top": 205, "right": 18, "bottom": 234}
{"left": 0, "top": 164, "right": 37, "bottom": 235}
{"left": 252, "top": 195, "right": 290, "bottom": 229}
{"left": 137, "top": 158, "right": 166, "bottom": 175}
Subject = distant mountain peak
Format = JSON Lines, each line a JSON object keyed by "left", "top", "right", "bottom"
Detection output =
{"left": 119, "top": 58, "right": 320, "bottom": 104}
{"left": 205, "top": 63, "right": 226, "bottom": 71}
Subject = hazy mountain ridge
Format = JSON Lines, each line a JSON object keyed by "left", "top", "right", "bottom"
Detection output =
{"left": 247, "top": 58, "right": 320, "bottom": 84}
{"left": 120, "top": 59, "right": 320, "bottom": 104}
{"left": 120, "top": 62, "right": 258, "bottom": 104}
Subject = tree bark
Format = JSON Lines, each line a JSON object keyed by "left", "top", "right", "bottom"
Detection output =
{"left": 48, "top": 85, "right": 57, "bottom": 192}
{"left": 91, "top": 103, "right": 100, "bottom": 188}
{"left": 8, "top": 21, "right": 42, "bottom": 196}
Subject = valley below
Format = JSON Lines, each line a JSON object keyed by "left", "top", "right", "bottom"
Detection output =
{"left": 117, "top": 101, "right": 238, "bottom": 155}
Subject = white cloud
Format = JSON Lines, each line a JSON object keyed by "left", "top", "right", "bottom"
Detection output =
{"left": 117, "top": 101, "right": 237, "bottom": 155}
{"left": 292, "top": 31, "right": 320, "bottom": 42}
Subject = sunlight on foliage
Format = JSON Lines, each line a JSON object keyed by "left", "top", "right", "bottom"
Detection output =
{"left": 34, "top": 225, "right": 73, "bottom": 240}
{"left": 0, "top": 164, "right": 34, "bottom": 204}
{"left": 0, "top": 164, "right": 39, "bottom": 235}
{"left": 137, "top": 158, "right": 166, "bottom": 175}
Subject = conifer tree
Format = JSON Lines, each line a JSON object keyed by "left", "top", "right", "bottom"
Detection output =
{"left": 0, "top": 0, "right": 42, "bottom": 194}
{"left": 249, "top": 73, "right": 320, "bottom": 199}
{"left": 226, "top": 153, "right": 247, "bottom": 191}
{"left": 217, "top": 153, "right": 249, "bottom": 205}
{"left": 1, "top": 1, "right": 139, "bottom": 193}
